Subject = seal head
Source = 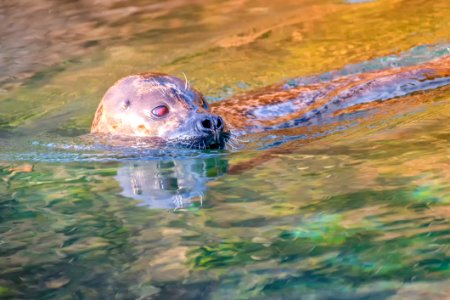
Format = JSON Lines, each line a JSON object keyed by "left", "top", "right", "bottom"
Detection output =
{"left": 91, "top": 73, "right": 228, "bottom": 149}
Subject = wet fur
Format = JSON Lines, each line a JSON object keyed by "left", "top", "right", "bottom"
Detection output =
{"left": 211, "top": 55, "right": 450, "bottom": 133}
{"left": 92, "top": 55, "right": 450, "bottom": 149}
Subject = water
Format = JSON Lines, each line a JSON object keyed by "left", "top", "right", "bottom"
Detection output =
{"left": 1, "top": 0, "right": 450, "bottom": 299}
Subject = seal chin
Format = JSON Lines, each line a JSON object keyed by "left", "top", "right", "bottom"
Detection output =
{"left": 169, "top": 132, "right": 229, "bottom": 150}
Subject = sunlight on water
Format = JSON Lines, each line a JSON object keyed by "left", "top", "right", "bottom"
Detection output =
{"left": 1, "top": 0, "right": 450, "bottom": 299}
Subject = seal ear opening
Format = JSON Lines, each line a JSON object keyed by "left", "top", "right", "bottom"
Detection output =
{"left": 121, "top": 100, "right": 131, "bottom": 110}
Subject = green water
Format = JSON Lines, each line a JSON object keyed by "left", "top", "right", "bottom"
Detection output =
{"left": 1, "top": 0, "right": 450, "bottom": 299}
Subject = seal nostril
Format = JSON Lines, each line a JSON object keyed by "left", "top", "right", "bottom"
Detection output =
{"left": 216, "top": 117, "right": 223, "bottom": 129}
{"left": 201, "top": 118, "right": 212, "bottom": 129}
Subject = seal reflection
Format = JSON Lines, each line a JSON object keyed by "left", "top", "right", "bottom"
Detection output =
{"left": 115, "top": 157, "right": 228, "bottom": 209}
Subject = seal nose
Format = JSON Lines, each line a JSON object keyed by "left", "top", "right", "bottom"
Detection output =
{"left": 197, "top": 115, "right": 224, "bottom": 133}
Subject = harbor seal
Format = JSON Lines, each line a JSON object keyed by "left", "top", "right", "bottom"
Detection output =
{"left": 92, "top": 55, "right": 450, "bottom": 149}
{"left": 91, "top": 72, "right": 228, "bottom": 149}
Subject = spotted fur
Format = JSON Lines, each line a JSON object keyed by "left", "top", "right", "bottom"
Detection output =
{"left": 91, "top": 55, "right": 450, "bottom": 148}
{"left": 211, "top": 54, "right": 450, "bottom": 132}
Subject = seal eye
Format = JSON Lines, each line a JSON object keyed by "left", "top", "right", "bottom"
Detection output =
{"left": 152, "top": 105, "right": 169, "bottom": 118}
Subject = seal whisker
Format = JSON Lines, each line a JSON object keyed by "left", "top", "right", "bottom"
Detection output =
{"left": 225, "top": 140, "right": 237, "bottom": 151}
{"left": 229, "top": 134, "right": 248, "bottom": 144}
{"left": 224, "top": 133, "right": 244, "bottom": 151}
{"left": 182, "top": 72, "right": 190, "bottom": 91}
{"left": 226, "top": 137, "right": 239, "bottom": 150}
{"left": 188, "top": 140, "right": 195, "bottom": 150}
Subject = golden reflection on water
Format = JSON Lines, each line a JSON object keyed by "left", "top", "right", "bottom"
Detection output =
{"left": 1, "top": 0, "right": 450, "bottom": 299}
{"left": 1, "top": 0, "right": 450, "bottom": 135}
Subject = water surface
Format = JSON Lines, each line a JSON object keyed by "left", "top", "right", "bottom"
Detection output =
{"left": 1, "top": 0, "right": 450, "bottom": 299}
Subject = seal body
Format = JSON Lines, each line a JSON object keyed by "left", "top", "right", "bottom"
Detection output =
{"left": 210, "top": 55, "right": 450, "bottom": 132}
{"left": 91, "top": 73, "right": 228, "bottom": 149}
{"left": 92, "top": 55, "right": 450, "bottom": 148}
